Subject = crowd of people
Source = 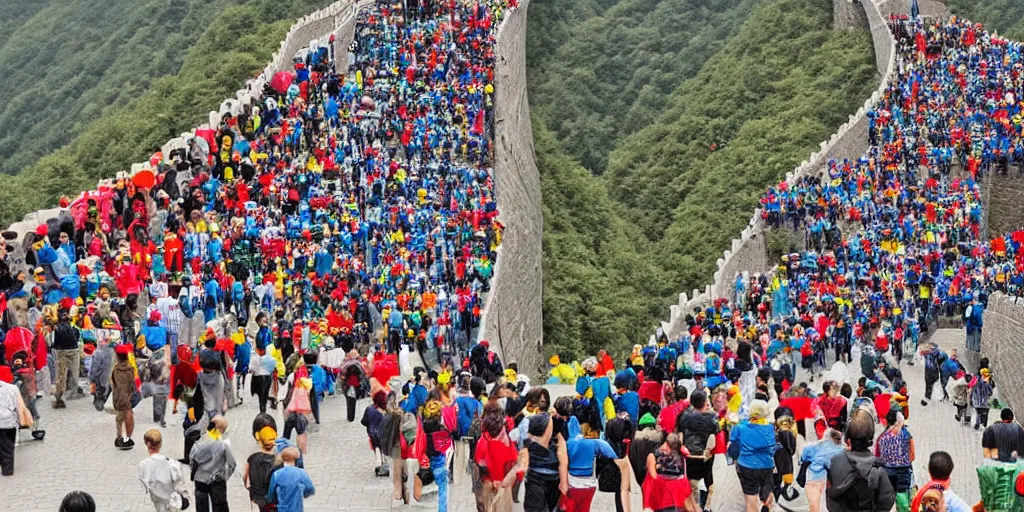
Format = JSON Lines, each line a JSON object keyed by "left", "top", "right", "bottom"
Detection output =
{"left": 10, "top": 2, "right": 1024, "bottom": 512}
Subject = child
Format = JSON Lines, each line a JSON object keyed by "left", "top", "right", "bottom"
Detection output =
{"left": 947, "top": 370, "right": 970, "bottom": 426}
{"left": 138, "top": 429, "right": 190, "bottom": 512}
{"left": 267, "top": 447, "right": 315, "bottom": 512}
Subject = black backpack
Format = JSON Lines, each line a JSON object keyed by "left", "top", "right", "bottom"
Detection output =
{"left": 830, "top": 453, "right": 882, "bottom": 511}
{"left": 247, "top": 452, "right": 277, "bottom": 504}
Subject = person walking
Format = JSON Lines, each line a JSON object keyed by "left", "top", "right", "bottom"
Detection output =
{"left": 799, "top": 428, "right": 844, "bottom": 512}
{"left": 875, "top": 409, "right": 915, "bottom": 511}
{"left": 981, "top": 408, "right": 1024, "bottom": 462}
{"left": 564, "top": 415, "right": 619, "bottom": 512}
{"left": 825, "top": 409, "right": 895, "bottom": 512}
{"left": 919, "top": 343, "right": 945, "bottom": 407}
{"left": 729, "top": 400, "right": 777, "bottom": 512}
{"left": 189, "top": 415, "right": 235, "bottom": 512}
{"left": 138, "top": 429, "right": 190, "bottom": 511}
{"left": 111, "top": 344, "right": 138, "bottom": 449}
{"left": 51, "top": 308, "right": 82, "bottom": 408}
{"left": 476, "top": 402, "right": 519, "bottom": 512}
{"left": 677, "top": 390, "right": 719, "bottom": 512}
{"left": 971, "top": 368, "right": 995, "bottom": 430}
{"left": 909, "top": 451, "right": 972, "bottom": 512}
{"left": 0, "top": 366, "right": 33, "bottom": 476}
{"left": 266, "top": 447, "right": 315, "bottom": 512}
{"left": 509, "top": 413, "right": 567, "bottom": 512}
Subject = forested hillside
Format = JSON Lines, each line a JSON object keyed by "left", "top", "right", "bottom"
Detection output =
{"left": 0, "top": 0, "right": 332, "bottom": 224}
{"left": 530, "top": 0, "right": 878, "bottom": 359}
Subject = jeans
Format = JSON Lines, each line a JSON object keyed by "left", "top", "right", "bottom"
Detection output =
{"left": 431, "top": 455, "right": 448, "bottom": 512}
{"left": 169, "top": 333, "right": 179, "bottom": 364}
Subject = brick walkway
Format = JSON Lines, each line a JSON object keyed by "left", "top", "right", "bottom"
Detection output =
{"left": 0, "top": 329, "right": 984, "bottom": 511}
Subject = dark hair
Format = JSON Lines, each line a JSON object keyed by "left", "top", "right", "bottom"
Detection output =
{"left": 840, "top": 383, "right": 853, "bottom": 399}
{"left": 757, "top": 368, "right": 771, "bottom": 382}
{"left": 553, "top": 396, "right": 573, "bottom": 418}
{"left": 59, "top": 491, "right": 96, "bottom": 512}
{"left": 481, "top": 402, "right": 506, "bottom": 437}
{"left": 674, "top": 385, "right": 688, "bottom": 402}
{"left": 302, "top": 353, "right": 318, "bottom": 365}
{"left": 1002, "top": 408, "right": 1015, "bottom": 422}
{"left": 690, "top": 390, "right": 707, "bottom": 410}
{"left": 372, "top": 391, "right": 388, "bottom": 410}
{"left": 886, "top": 408, "right": 900, "bottom": 426}
{"left": 928, "top": 451, "right": 955, "bottom": 480}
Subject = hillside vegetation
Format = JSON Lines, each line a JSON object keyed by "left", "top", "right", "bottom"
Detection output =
{"left": 0, "top": 0, "right": 332, "bottom": 224}
{"left": 945, "top": 0, "right": 1024, "bottom": 40}
{"left": 532, "top": 0, "right": 878, "bottom": 359}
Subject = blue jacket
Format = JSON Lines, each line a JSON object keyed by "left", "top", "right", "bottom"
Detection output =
{"left": 566, "top": 417, "right": 617, "bottom": 477}
{"left": 267, "top": 465, "right": 315, "bottom": 512}
{"left": 575, "top": 375, "right": 611, "bottom": 423}
{"left": 729, "top": 421, "right": 777, "bottom": 470}
{"left": 454, "top": 395, "right": 482, "bottom": 437}
{"left": 613, "top": 391, "right": 639, "bottom": 427}
{"left": 402, "top": 384, "right": 428, "bottom": 413}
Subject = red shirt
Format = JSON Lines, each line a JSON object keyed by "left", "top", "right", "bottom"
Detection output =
{"left": 475, "top": 432, "right": 519, "bottom": 482}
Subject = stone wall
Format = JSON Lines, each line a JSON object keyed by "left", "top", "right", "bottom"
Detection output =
{"left": 835, "top": 0, "right": 869, "bottom": 30}
{"left": 980, "top": 293, "right": 1024, "bottom": 412}
{"left": 660, "top": 0, "right": 899, "bottom": 340}
{"left": 478, "top": 0, "right": 545, "bottom": 376}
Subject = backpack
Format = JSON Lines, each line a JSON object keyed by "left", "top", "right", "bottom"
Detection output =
{"left": 830, "top": 452, "right": 882, "bottom": 511}
{"left": 247, "top": 452, "right": 277, "bottom": 504}
{"left": 179, "top": 288, "right": 195, "bottom": 318}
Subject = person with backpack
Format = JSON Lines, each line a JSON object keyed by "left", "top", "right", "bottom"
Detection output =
{"left": 189, "top": 415, "right": 236, "bottom": 512}
{"left": 282, "top": 357, "right": 313, "bottom": 453}
{"left": 140, "top": 344, "right": 171, "bottom": 428}
{"left": 138, "top": 429, "right": 190, "bottom": 512}
{"left": 423, "top": 398, "right": 453, "bottom": 512}
{"left": 243, "top": 418, "right": 278, "bottom": 512}
{"left": 919, "top": 343, "right": 946, "bottom": 407}
{"left": 341, "top": 349, "right": 368, "bottom": 422}
{"left": 825, "top": 409, "right": 895, "bottom": 512}
{"left": 970, "top": 367, "right": 995, "bottom": 430}
{"left": 799, "top": 428, "right": 845, "bottom": 512}
{"left": 677, "top": 390, "right": 719, "bottom": 512}
{"left": 362, "top": 391, "right": 391, "bottom": 477}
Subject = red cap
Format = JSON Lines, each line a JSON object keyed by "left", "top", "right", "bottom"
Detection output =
{"left": 149, "top": 310, "right": 162, "bottom": 322}
{"left": 34, "top": 225, "right": 48, "bottom": 236}
{"left": 115, "top": 344, "right": 132, "bottom": 355}
{"left": 479, "top": 340, "right": 489, "bottom": 349}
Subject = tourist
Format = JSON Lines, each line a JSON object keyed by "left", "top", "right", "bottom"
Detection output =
{"left": 476, "top": 402, "right": 519, "bottom": 512}
{"left": 0, "top": 365, "right": 32, "bottom": 476}
{"left": 910, "top": 451, "right": 972, "bottom": 512}
{"left": 798, "top": 428, "right": 844, "bottom": 512}
{"left": 564, "top": 414, "right": 618, "bottom": 512}
{"left": 875, "top": 409, "right": 915, "bottom": 509}
{"left": 189, "top": 415, "right": 235, "bottom": 512}
{"left": 512, "top": 413, "right": 567, "bottom": 512}
{"left": 981, "top": 408, "right": 1024, "bottom": 462}
{"left": 138, "top": 429, "right": 190, "bottom": 512}
{"left": 677, "top": 390, "right": 719, "bottom": 511}
{"left": 730, "top": 399, "right": 777, "bottom": 512}
{"left": 267, "top": 447, "right": 315, "bottom": 512}
{"left": 58, "top": 491, "right": 97, "bottom": 512}
{"left": 825, "top": 409, "right": 894, "bottom": 512}
{"left": 111, "top": 343, "right": 137, "bottom": 449}
{"left": 971, "top": 368, "right": 995, "bottom": 430}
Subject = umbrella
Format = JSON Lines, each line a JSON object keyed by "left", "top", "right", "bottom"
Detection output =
{"left": 270, "top": 71, "right": 295, "bottom": 94}
{"left": 911, "top": 0, "right": 920, "bottom": 18}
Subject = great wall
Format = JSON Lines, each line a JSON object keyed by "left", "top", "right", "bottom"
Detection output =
{"left": 13, "top": 0, "right": 1024, "bottom": 412}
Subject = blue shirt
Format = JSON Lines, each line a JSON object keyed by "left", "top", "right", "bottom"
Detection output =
{"left": 799, "top": 440, "right": 845, "bottom": 481}
{"left": 267, "top": 465, "right": 315, "bottom": 512}
{"left": 729, "top": 421, "right": 777, "bottom": 470}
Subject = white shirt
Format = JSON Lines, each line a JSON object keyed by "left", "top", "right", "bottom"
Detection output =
{"left": 138, "top": 453, "right": 187, "bottom": 503}
{"left": 0, "top": 382, "right": 20, "bottom": 429}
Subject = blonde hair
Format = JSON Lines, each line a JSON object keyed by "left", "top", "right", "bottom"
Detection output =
{"left": 144, "top": 429, "right": 162, "bottom": 449}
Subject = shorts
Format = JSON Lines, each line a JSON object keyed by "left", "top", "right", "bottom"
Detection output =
{"left": 285, "top": 412, "right": 309, "bottom": 435}
{"left": 687, "top": 457, "right": 715, "bottom": 487}
{"left": 736, "top": 465, "right": 773, "bottom": 501}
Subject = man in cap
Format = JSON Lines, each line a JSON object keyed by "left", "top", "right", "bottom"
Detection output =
{"left": 51, "top": 304, "right": 82, "bottom": 408}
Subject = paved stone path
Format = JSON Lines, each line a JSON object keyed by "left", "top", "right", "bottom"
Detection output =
{"left": 0, "top": 329, "right": 984, "bottom": 511}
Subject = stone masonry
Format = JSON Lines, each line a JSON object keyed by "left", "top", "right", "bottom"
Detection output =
{"left": 479, "top": 0, "right": 545, "bottom": 376}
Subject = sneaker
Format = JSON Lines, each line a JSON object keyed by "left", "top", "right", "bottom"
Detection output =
{"left": 122, "top": 438, "right": 135, "bottom": 449}
{"left": 920, "top": 400, "right": 928, "bottom": 407}
{"left": 115, "top": 437, "right": 124, "bottom": 449}
{"left": 53, "top": 400, "right": 66, "bottom": 409}
{"left": 31, "top": 430, "right": 45, "bottom": 441}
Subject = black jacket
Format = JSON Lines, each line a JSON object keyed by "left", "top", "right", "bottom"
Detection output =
{"left": 826, "top": 450, "right": 896, "bottom": 512}
{"left": 52, "top": 321, "right": 80, "bottom": 351}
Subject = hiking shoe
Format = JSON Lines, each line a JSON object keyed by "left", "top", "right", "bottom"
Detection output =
{"left": 122, "top": 438, "right": 135, "bottom": 449}
{"left": 31, "top": 430, "right": 45, "bottom": 441}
